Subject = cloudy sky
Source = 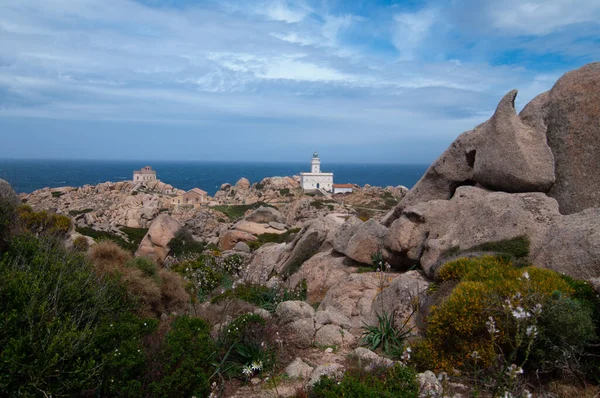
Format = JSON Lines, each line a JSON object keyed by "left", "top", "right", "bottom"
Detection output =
{"left": 0, "top": 0, "right": 599, "bottom": 163}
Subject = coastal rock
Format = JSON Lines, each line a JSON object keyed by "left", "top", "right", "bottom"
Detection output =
{"left": 280, "top": 219, "right": 328, "bottom": 276}
{"left": 472, "top": 90, "right": 555, "bottom": 193}
{"left": 276, "top": 300, "right": 315, "bottom": 324}
{"left": 233, "top": 220, "right": 285, "bottom": 236}
{"left": 384, "top": 186, "right": 559, "bottom": 277}
{"left": 136, "top": 214, "right": 181, "bottom": 262}
{"left": 243, "top": 243, "right": 286, "bottom": 284}
{"left": 235, "top": 177, "right": 251, "bottom": 190}
{"left": 268, "top": 221, "right": 286, "bottom": 230}
{"left": 541, "top": 63, "right": 600, "bottom": 214}
{"left": 287, "top": 250, "right": 360, "bottom": 303}
{"left": 219, "top": 230, "right": 257, "bottom": 251}
{"left": 244, "top": 206, "right": 286, "bottom": 224}
{"left": 233, "top": 241, "right": 251, "bottom": 253}
{"left": 285, "top": 358, "right": 314, "bottom": 380}
{"left": 333, "top": 218, "right": 388, "bottom": 265}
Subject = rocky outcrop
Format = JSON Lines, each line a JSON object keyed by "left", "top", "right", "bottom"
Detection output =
{"left": 539, "top": 63, "right": 600, "bottom": 214}
{"left": 280, "top": 219, "right": 328, "bottom": 276}
{"left": 245, "top": 206, "right": 286, "bottom": 224}
{"left": 219, "top": 230, "right": 257, "bottom": 251}
{"left": 333, "top": 217, "right": 389, "bottom": 265}
{"left": 472, "top": 90, "right": 555, "bottom": 193}
{"left": 136, "top": 214, "right": 181, "bottom": 262}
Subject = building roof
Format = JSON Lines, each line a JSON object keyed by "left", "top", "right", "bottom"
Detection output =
{"left": 134, "top": 166, "right": 156, "bottom": 174}
{"left": 333, "top": 184, "right": 354, "bottom": 188}
{"left": 188, "top": 188, "right": 208, "bottom": 195}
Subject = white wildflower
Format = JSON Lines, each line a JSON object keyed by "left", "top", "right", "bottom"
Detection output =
{"left": 242, "top": 366, "right": 253, "bottom": 377}
{"left": 526, "top": 325, "right": 538, "bottom": 338}
{"left": 251, "top": 360, "right": 263, "bottom": 371}
{"left": 486, "top": 316, "right": 498, "bottom": 335}
{"left": 511, "top": 306, "right": 531, "bottom": 319}
{"left": 533, "top": 303, "right": 543, "bottom": 315}
{"left": 522, "top": 271, "right": 530, "bottom": 280}
{"left": 523, "top": 390, "right": 532, "bottom": 398}
{"left": 471, "top": 351, "right": 481, "bottom": 360}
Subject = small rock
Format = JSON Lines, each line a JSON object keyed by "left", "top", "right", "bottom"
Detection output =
{"left": 324, "top": 347, "right": 334, "bottom": 353}
{"left": 308, "top": 363, "right": 344, "bottom": 386}
{"left": 250, "top": 377, "right": 261, "bottom": 385}
{"left": 285, "top": 358, "right": 314, "bottom": 379}
{"left": 276, "top": 300, "right": 315, "bottom": 324}
{"left": 234, "top": 241, "right": 251, "bottom": 253}
{"left": 417, "top": 371, "right": 443, "bottom": 398}
{"left": 269, "top": 221, "right": 287, "bottom": 230}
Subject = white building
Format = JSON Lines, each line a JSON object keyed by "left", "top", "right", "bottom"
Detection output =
{"left": 333, "top": 184, "right": 353, "bottom": 194}
{"left": 300, "top": 152, "right": 334, "bottom": 192}
{"left": 133, "top": 166, "right": 157, "bottom": 182}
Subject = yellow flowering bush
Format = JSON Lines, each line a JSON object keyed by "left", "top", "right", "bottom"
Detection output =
{"left": 415, "top": 256, "right": 576, "bottom": 372}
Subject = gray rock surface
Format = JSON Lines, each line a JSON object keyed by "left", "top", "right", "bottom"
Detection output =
{"left": 245, "top": 206, "right": 286, "bottom": 224}
{"left": 333, "top": 218, "right": 388, "bottom": 265}
{"left": 233, "top": 241, "right": 251, "bottom": 253}
{"left": 280, "top": 219, "right": 328, "bottom": 275}
{"left": 285, "top": 358, "right": 314, "bottom": 379}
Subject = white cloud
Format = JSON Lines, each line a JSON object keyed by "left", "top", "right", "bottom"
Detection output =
{"left": 487, "top": 0, "right": 600, "bottom": 35}
{"left": 257, "top": 0, "right": 312, "bottom": 23}
{"left": 392, "top": 8, "right": 437, "bottom": 61}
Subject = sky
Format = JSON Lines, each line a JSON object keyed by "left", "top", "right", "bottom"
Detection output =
{"left": 0, "top": 0, "right": 599, "bottom": 163}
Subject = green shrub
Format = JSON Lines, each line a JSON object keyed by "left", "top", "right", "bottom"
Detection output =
{"left": 120, "top": 226, "right": 149, "bottom": 248}
{"left": 211, "top": 202, "right": 275, "bottom": 221}
{"left": 307, "top": 364, "right": 418, "bottom": 398}
{"left": 171, "top": 257, "right": 223, "bottom": 301}
{"left": 414, "top": 255, "right": 589, "bottom": 375}
{"left": 310, "top": 200, "right": 324, "bottom": 209}
{"left": 0, "top": 234, "right": 143, "bottom": 396}
{"left": 167, "top": 228, "right": 207, "bottom": 258}
{"left": 73, "top": 235, "right": 89, "bottom": 252}
{"left": 279, "top": 188, "right": 290, "bottom": 196}
{"left": 149, "top": 316, "right": 215, "bottom": 397}
{"left": 128, "top": 257, "right": 159, "bottom": 282}
{"left": 255, "top": 182, "right": 265, "bottom": 190}
{"left": 76, "top": 226, "right": 135, "bottom": 251}
{"left": 68, "top": 208, "right": 93, "bottom": 216}
{"left": 211, "top": 280, "right": 307, "bottom": 312}
{"left": 51, "top": 191, "right": 64, "bottom": 198}
{"left": 18, "top": 205, "right": 72, "bottom": 236}
{"left": 247, "top": 228, "right": 301, "bottom": 251}
{"left": 0, "top": 180, "right": 19, "bottom": 251}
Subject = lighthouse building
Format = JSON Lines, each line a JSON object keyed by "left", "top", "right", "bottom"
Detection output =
{"left": 300, "top": 152, "right": 334, "bottom": 192}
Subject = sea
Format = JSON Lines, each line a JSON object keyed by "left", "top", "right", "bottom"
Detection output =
{"left": 0, "top": 159, "right": 429, "bottom": 196}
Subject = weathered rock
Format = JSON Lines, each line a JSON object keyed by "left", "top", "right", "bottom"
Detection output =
{"left": 333, "top": 218, "right": 388, "bottom": 265}
{"left": 234, "top": 220, "right": 285, "bottom": 236}
{"left": 276, "top": 300, "right": 315, "bottom": 324}
{"left": 233, "top": 241, "right": 251, "bottom": 253}
{"left": 280, "top": 220, "right": 328, "bottom": 275}
{"left": 308, "top": 363, "right": 344, "bottom": 387}
{"left": 285, "top": 318, "right": 315, "bottom": 348}
{"left": 219, "top": 230, "right": 257, "bottom": 251}
{"left": 417, "top": 371, "right": 443, "bottom": 398}
{"left": 315, "top": 308, "right": 353, "bottom": 330}
{"left": 235, "top": 177, "right": 251, "bottom": 190}
{"left": 268, "top": 221, "right": 286, "bottom": 230}
{"left": 285, "top": 358, "right": 314, "bottom": 380}
{"left": 314, "top": 324, "right": 356, "bottom": 347}
{"left": 473, "top": 90, "right": 555, "bottom": 193}
{"left": 243, "top": 243, "right": 287, "bottom": 284}
{"left": 531, "top": 208, "right": 600, "bottom": 280}
{"left": 245, "top": 206, "right": 286, "bottom": 224}
{"left": 542, "top": 63, "right": 600, "bottom": 214}
{"left": 385, "top": 186, "right": 560, "bottom": 277}
{"left": 353, "top": 347, "right": 394, "bottom": 370}
{"left": 135, "top": 214, "right": 181, "bottom": 262}
{"left": 287, "top": 250, "right": 360, "bottom": 303}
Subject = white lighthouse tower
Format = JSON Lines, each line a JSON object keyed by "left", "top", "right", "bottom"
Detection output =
{"left": 300, "top": 152, "right": 334, "bottom": 192}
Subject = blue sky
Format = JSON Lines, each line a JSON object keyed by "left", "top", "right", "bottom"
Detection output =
{"left": 0, "top": 0, "right": 598, "bottom": 163}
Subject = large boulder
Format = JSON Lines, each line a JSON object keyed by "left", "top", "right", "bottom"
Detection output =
{"left": 135, "top": 214, "right": 181, "bottom": 262}
{"left": 472, "top": 90, "right": 555, "bottom": 193}
{"left": 385, "top": 186, "right": 560, "bottom": 276}
{"left": 242, "top": 242, "right": 287, "bottom": 284}
{"left": 233, "top": 220, "right": 285, "bottom": 236}
{"left": 540, "top": 63, "right": 600, "bottom": 214}
{"left": 333, "top": 218, "right": 389, "bottom": 265}
{"left": 244, "top": 206, "right": 286, "bottom": 224}
{"left": 235, "top": 177, "right": 251, "bottom": 190}
{"left": 280, "top": 219, "right": 328, "bottom": 276}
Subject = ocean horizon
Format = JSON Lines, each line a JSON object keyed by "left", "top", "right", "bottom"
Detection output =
{"left": 0, "top": 159, "right": 429, "bottom": 196}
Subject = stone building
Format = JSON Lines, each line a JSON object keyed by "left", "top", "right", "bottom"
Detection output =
{"left": 300, "top": 152, "right": 334, "bottom": 192}
{"left": 133, "top": 166, "right": 157, "bottom": 182}
{"left": 171, "top": 188, "right": 208, "bottom": 208}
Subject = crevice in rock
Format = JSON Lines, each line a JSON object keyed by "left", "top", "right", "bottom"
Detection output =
{"left": 449, "top": 179, "right": 477, "bottom": 198}
{"left": 465, "top": 149, "right": 476, "bottom": 168}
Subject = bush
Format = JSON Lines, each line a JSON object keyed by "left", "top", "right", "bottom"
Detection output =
{"left": 414, "top": 255, "right": 593, "bottom": 376}
{"left": 0, "top": 234, "right": 142, "bottom": 396}
{"left": 149, "top": 316, "right": 215, "bottom": 397}
{"left": 0, "top": 180, "right": 19, "bottom": 251}
{"left": 18, "top": 205, "right": 72, "bottom": 236}
{"left": 68, "top": 208, "right": 93, "bottom": 216}
{"left": 247, "top": 228, "right": 301, "bottom": 251}
{"left": 120, "top": 226, "right": 149, "bottom": 249}
{"left": 171, "top": 257, "right": 224, "bottom": 301}
{"left": 307, "top": 364, "right": 419, "bottom": 398}
{"left": 211, "top": 280, "right": 307, "bottom": 312}
{"left": 51, "top": 191, "right": 64, "bottom": 198}
{"left": 211, "top": 202, "right": 275, "bottom": 221}
{"left": 167, "top": 228, "right": 207, "bottom": 258}
{"left": 73, "top": 235, "right": 89, "bottom": 252}
{"left": 76, "top": 226, "right": 135, "bottom": 251}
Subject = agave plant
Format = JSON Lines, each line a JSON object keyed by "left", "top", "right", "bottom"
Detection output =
{"left": 361, "top": 310, "right": 414, "bottom": 357}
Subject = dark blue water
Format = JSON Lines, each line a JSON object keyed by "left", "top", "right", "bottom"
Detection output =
{"left": 0, "top": 160, "right": 428, "bottom": 196}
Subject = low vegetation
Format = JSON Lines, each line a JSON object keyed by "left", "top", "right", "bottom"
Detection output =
{"left": 211, "top": 201, "right": 275, "bottom": 221}
{"left": 211, "top": 280, "right": 307, "bottom": 312}
{"left": 68, "top": 208, "right": 94, "bottom": 216}
{"left": 247, "top": 228, "right": 301, "bottom": 251}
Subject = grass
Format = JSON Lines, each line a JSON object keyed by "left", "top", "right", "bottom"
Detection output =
{"left": 211, "top": 201, "right": 275, "bottom": 221}
{"left": 76, "top": 227, "right": 137, "bottom": 252}
{"left": 443, "top": 236, "right": 530, "bottom": 261}
{"left": 120, "top": 226, "right": 149, "bottom": 249}
{"left": 247, "top": 228, "right": 301, "bottom": 251}
{"left": 68, "top": 208, "right": 93, "bottom": 216}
